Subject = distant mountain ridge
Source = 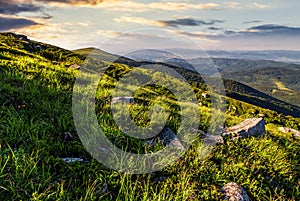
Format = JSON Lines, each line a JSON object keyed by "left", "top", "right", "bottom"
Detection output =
{"left": 168, "top": 49, "right": 300, "bottom": 64}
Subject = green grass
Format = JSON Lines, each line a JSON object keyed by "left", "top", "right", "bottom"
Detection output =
{"left": 0, "top": 33, "right": 299, "bottom": 200}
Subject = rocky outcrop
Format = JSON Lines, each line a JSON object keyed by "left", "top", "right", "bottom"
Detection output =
{"left": 278, "top": 127, "right": 300, "bottom": 138}
{"left": 222, "top": 118, "right": 266, "bottom": 140}
{"left": 221, "top": 182, "right": 250, "bottom": 201}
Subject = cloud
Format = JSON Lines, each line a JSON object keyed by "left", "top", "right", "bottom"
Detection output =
{"left": 0, "top": 0, "right": 52, "bottom": 19}
{"left": 224, "top": 1, "right": 271, "bottom": 10}
{"left": 114, "top": 16, "right": 165, "bottom": 26}
{"left": 158, "top": 18, "right": 224, "bottom": 27}
{"left": 115, "top": 16, "right": 224, "bottom": 28}
{"left": 0, "top": 0, "right": 106, "bottom": 19}
{"left": 208, "top": 26, "right": 223, "bottom": 31}
{"left": 251, "top": 2, "right": 270, "bottom": 9}
{"left": 14, "top": 21, "right": 74, "bottom": 48}
{"left": 178, "top": 24, "right": 300, "bottom": 50}
{"left": 96, "top": 30, "right": 122, "bottom": 38}
{"left": 183, "top": 24, "right": 300, "bottom": 40}
{"left": 35, "top": 0, "right": 106, "bottom": 6}
{"left": 0, "top": 16, "right": 39, "bottom": 31}
{"left": 224, "top": 2, "right": 240, "bottom": 9}
{"left": 0, "top": 0, "right": 220, "bottom": 17}
{"left": 247, "top": 24, "right": 296, "bottom": 32}
{"left": 175, "top": 30, "right": 220, "bottom": 40}
{"left": 98, "top": 1, "right": 221, "bottom": 12}
{"left": 244, "top": 20, "right": 263, "bottom": 24}
{"left": 77, "top": 21, "right": 94, "bottom": 27}
{"left": 0, "top": 1, "right": 41, "bottom": 15}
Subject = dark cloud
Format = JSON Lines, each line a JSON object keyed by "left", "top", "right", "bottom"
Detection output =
{"left": 220, "top": 24, "right": 300, "bottom": 38}
{"left": 159, "top": 18, "right": 224, "bottom": 27}
{"left": 178, "top": 24, "right": 300, "bottom": 41}
{"left": 0, "top": 1, "right": 41, "bottom": 15}
{"left": 0, "top": 0, "right": 106, "bottom": 18}
{"left": 178, "top": 24, "right": 300, "bottom": 50}
{"left": 0, "top": 16, "right": 39, "bottom": 31}
{"left": 243, "top": 20, "right": 263, "bottom": 24}
{"left": 247, "top": 24, "right": 299, "bottom": 32}
{"left": 36, "top": 0, "right": 105, "bottom": 5}
{"left": 176, "top": 31, "right": 219, "bottom": 39}
{"left": 208, "top": 26, "right": 223, "bottom": 31}
{"left": 0, "top": 0, "right": 107, "bottom": 32}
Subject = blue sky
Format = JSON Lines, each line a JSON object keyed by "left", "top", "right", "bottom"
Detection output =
{"left": 1, "top": 0, "right": 300, "bottom": 52}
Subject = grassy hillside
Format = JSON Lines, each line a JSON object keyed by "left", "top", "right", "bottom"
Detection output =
{"left": 75, "top": 48, "right": 300, "bottom": 118}
{"left": 223, "top": 67, "right": 300, "bottom": 106}
{"left": 0, "top": 33, "right": 300, "bottom": 200}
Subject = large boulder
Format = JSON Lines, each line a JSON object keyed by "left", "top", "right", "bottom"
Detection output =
{"left": 222, "top": 118, "right": 266, "bottom": 140}
{"left": 221, "top": 182, "right": 250, "bottom": 201}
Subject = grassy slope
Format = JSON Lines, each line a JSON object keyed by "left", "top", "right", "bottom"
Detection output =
{"left": 217, "top": 59, "right": 300, "bottom": 107}
{"left": 0, "top": 33, "right": 300, "bottom": 200}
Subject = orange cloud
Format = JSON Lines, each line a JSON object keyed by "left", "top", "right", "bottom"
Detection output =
{"left": 114, "top": 16, "right": 165, "bottom": 26}
{"left": 98, "top": 1, "right": 221, "bottom": 12}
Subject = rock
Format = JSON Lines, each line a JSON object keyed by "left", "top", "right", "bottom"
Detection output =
{"left": 68, "top": 64, "right": 81, "bottom": 70}
{"left": 222, "top": 118, "right": 266, "bottom": 140}
{"left": 205, "top": 133, "right": 224, "bottom": 144}
{"left": 34, "top": 45, "right": 42, "bottom": 51}
{"left": 278, "top": 127, "right": 300, "bottom": 138}
{"left": 192, "top": 128, "right": 207, "bottom": 138}
{"left": 151, "top": 175, "right": 169, "bottom": 183}
{"left": 221, "top": 182, "right": 250, "bottom": 201}
{"left": 192, "top": 128, "right": 224, "bottom": 144}
{"left": 61, "top": 158, "right": 84, "bottom": 163}
{"left": 18, "top": 35, "right": 30, "bottom": 42}
{"left": 144, "top": 127, "right": 184, "bottom": 150}
{"left": 265, "top": 176, "right": 281, "bottom": 190}
{"left": 111, "top": 96, "right": 134, "bottom": 105}
{"left": 159, "top": 127, "right": 184, "bottom": 149}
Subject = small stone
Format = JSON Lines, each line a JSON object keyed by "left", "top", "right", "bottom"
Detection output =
{"left": 61, "top": 158, "right": 84, "bottom": 163}
{"left": 111, "top": 96, "right": 134, "bottom": 105}
{"left": 221, "top": 182, "right": 250, "bottom": 201}
{"left": 68, "top": 64, "right": 81, "bottom": 70}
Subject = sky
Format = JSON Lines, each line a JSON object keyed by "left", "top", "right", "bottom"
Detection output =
{"left": 1, "top": 0, "right": 300, "bottom": 52}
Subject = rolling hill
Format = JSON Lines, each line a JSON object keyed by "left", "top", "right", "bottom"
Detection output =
{"left": 73, "top": 47, "right": 300, "bottom": 117}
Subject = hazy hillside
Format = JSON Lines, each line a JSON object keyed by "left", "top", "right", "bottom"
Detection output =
{"left": 168, "top": 49, "right": 300, "bottom": 64}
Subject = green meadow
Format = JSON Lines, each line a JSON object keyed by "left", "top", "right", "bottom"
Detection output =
{"left": 0, "top": 33, "right": 299, "bottom": 200}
